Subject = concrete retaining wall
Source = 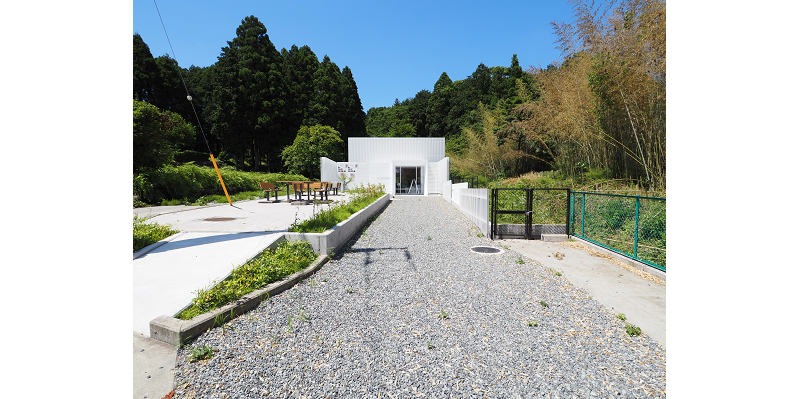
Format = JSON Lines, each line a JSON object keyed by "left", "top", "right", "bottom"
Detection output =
{"left": 148, "top": 192, "right": 392, "bottom": 346}
{"left": 284, "top": 193, "right": 391, "bottom": 256}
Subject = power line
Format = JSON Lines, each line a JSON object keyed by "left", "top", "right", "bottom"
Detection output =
{"left": 152, "top": 0, "right": 212, "bottom": 154}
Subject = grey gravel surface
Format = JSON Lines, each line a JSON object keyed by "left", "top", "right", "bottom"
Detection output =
{"left": 173, "top": 196, "right": 666, "bottom": 398}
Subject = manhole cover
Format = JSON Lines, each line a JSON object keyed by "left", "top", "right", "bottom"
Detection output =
{"left": 203, "top": 217, "right": 238, "bottom": 222}
{"left": 470, "top": 246, "right": 503, "bottom": 254}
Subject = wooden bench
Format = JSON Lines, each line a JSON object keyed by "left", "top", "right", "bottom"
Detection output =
{"left": 308, "top": 182, "right": 329, "bottom": 202}
{"left": 258, "top": 182, "right": 281, "bottom": 201}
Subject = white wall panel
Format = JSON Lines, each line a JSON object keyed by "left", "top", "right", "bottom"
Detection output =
{"left": 348, "top": 138, "right": 445, "bottom": 163}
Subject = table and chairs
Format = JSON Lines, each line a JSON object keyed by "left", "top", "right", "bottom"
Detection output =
{"left": 274, "top": 181, "right": 336, "bottom": 204}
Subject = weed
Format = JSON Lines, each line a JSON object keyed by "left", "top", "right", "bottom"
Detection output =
{"left": 540, "top": 301, "right": 549, "bottom": 308}
{"left": 322, "top": 278, "right": 327, "bottom": 282}
{"left": 133, "top": 215, "right": 179, "bottom": 252}
{"left": 516, "top": 256, "right": 525, "bottom": 264}
{"left": 176, "top": 241, "right": 316, "bottom": 320}
{"left": 617, "top": 313, "right": 627, "bottom": 321}
{"left": 476, "top": 232, "right": 485, "bottom": 238}
{"left": 438, "top": 309, "right": 449, "bottom": 320}
{"left": 626, "top": 324, "right": 642, "bottom": 337}
{"left": 427, "top": 235, "right": 432, "bottom": 240}
{"left": 347, "top": 288, "right": 354, "bottom": 294}
{"left": 527, "top": 320, "right": 538, "bottom": 327}
{"left": 188, "top": 345, "right": 217, "bottom": 362}
{"left": 427, "top": 342, "right": 435, "bottom": 350}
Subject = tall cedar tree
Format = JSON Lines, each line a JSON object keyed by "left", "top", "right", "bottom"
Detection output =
{"left": 209, "top": 16, "right": 287, "bottom": 171}
{"left": 338, "top": 66, "right": 367, "bottom": 151}
{"left": 281, "top": 45, "right": 320, "bottom": 140}
{"left": 425, "top": 72, "right": 453, "bottom": 137}
{"left": 309, "top": 55, "right": 342, "bottom": 131}
{"left": 133, "top": 33, "right": 158, "bottom": 102}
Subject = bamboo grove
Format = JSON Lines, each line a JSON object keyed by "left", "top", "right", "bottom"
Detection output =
{"left": 369, "top": 0, "right": 666, "bottom": 191}
{"left": 516, "top": 0, "right": 665, "bottom": 189}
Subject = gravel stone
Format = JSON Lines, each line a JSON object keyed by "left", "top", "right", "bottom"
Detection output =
{"left": 173, "top": 196, "right": 666, "bottom": 398}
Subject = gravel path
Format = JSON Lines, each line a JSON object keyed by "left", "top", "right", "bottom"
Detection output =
{"left": 173, "top": 196, "right": 666, "bottom": 398}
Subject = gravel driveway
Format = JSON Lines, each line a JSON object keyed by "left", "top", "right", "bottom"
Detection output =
{"left": 173, "top": 196, "right": 666, "bottom": 398}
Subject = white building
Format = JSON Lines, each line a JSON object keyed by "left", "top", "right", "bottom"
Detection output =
{"left": 320, "top": 137, "right": 449, "bottom": 196}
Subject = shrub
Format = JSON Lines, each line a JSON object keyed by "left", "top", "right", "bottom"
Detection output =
{"left": 133, "top": 164, "right": 307, "bottom": 204}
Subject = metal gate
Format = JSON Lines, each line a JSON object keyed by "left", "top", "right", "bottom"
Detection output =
{"left": 490, "top": 188, "right": 571, "bottom": 240}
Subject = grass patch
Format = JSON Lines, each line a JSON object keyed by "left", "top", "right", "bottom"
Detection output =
{"left": 176, "top": 240, "right": 318, "bottom": 320}
{"left": 133, "top": 215, "right": 179, "bottom": 252}
{"left": 288, "top": 183, "right": 386, "bottom": 233}
{"left": 626, "top": 324, "right": 642, "bottom": 337}
{"left": 187, "top": 345, "right": 217, "bottom": 362}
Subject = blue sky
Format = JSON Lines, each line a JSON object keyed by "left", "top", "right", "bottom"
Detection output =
{"left": 133, "top": 0, "right": 576, "bottom": 111}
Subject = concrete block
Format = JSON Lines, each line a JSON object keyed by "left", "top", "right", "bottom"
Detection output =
{"left": 542, "top": 234, "right": 568, "bottom": 242}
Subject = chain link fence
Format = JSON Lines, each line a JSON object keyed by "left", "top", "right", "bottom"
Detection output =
{"left": 570, "top": 192, "right": 666, "bottom": 271}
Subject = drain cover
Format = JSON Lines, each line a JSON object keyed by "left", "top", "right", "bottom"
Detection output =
{"left": 203, "top": 217, "right": 238, "bottom": 222}
{"left": 470, "top": 246, "right": 503, "bottom": 254}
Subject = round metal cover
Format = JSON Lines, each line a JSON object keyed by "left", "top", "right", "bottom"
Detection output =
{"left": 203, "top": 217, "right": 238, "bottom": 222}
{"left": 470, "top": 246, "right": 503, "bottom": 254}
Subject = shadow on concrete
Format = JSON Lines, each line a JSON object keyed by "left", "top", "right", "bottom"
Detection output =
{"left": 136, "top": 231, "right": 286, "bottom": 258}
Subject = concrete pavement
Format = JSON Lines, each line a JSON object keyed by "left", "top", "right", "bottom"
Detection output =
{"left": 499, "top": 238, "right": 666, "bottom": 348}
{"left": 132, "top": 194, "right": 350, "bottom": 399}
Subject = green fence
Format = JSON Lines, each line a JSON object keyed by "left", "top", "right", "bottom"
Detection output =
{"left": 570, "top": 192, "right": 666, "bottom": 271}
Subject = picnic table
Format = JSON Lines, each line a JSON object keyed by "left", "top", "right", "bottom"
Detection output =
{"left": 276, "top": 181, "right": 309, "bottom": 202}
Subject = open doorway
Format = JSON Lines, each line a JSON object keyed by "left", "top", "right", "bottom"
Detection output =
{"left": 395, "top": 166, "right": 423, "bottom": 195}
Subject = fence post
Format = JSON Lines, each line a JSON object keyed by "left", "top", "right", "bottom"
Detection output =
{"left": 634, "top": 196, "right": 640, "bottom": 258}
{"left": 581, "top": 192, "right": 586, "bottom": 236}
{"left": 566, "top": 189, "right": 571, "bottom": 237}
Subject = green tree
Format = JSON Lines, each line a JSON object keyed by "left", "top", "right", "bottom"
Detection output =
{"left": 426, "top": 72, "right": 453, "bottom": 137}
{"left": 208, "top": 15, "right": 287, "bottom": 171}
{"left": 133, "top": 100, "right": 194, "bottom": 173}
{"left": 339, "top": 66, "right": 367, "bottom": 141}
{"left": 281, "top": 44, "right": 320, "bottom": 137}
{"left": 133, "top": 33, "right": 158, "bottom": 102}
{"left": 281, "top": 125, "right": 344, "bottom": 178}
{"left": 309, "top": 55, "right": 343, "bottom": 130}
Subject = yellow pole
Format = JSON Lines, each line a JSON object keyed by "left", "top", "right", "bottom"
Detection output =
{"left": 209, "top": 153, "right": 233, "bottom": 206}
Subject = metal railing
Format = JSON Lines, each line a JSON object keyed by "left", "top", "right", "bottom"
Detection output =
{"left": 570, "top": 192, "right": 666, "bottom": 271}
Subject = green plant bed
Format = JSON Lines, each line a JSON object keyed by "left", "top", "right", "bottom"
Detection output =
{"left": 288, "top": 183, "right": 386, "bottom": 233}
{"left": 176, "top": 240, "right": 317, "bottom": 320}
{"left": 133, "top": 215, "right": 180, "bottom": 252}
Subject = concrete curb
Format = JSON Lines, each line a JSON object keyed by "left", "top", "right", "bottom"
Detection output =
{"left": 133, "top": 231, "right": 186, "bottom": 260}
{"left": 150, "top": 253, "right": 329, "bottom": 347}
{"left": 147, "top": 193, "right": 390, "bottom": 346}
{"left": 285, "top": 193, "right": 391, "bottom": 256}
{"left": 568, "top": 235, "right": 666, "bottom": 281}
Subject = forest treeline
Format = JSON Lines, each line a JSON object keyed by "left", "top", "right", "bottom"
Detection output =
{"left": 365, "top": 0, "right": 665, "bottom": 190}
{"left": 134, "top": 0, "right": 665, "bottom": 190}
{"left": 134, "top": 15, "right": 365, "bottom": 172}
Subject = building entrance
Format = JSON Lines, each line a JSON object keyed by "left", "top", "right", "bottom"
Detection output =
{"left": 395, "top": 166, "right": 423, "bottom": 195}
